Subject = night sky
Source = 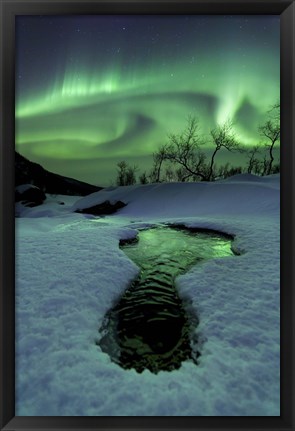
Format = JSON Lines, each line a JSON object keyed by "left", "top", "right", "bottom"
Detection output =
{"left": 15, "top": 15, "right": 280, "bottom": 186}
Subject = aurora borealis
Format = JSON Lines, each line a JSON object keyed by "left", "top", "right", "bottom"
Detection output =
{"left": 15, "top": 15, "right": 280, "bottom": 186}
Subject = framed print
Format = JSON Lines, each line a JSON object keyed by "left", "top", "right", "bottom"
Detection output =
{"left": 1, "top": 0, "right": 294, "bottom": 430}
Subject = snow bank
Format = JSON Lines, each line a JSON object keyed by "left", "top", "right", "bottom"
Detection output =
{"left": 72, "top": 175, "right": 279, "bottom": 219}
{"left": 15, "top": 174, "right": 280, "bottom": 416}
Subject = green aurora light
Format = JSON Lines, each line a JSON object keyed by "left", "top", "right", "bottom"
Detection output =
{"left": 15, "top": 15, "right": 280, "bottom": 186}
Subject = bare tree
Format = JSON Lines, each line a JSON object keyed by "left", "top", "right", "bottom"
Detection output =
{"left": 149, "top": 145, "right": 168, "bottom": 182}
{"left": 259, "top": 103, "right": 280, "bottom": 175}
{"left": 164, "top": 165, "right": 175, "bottom": 182}
{"left": 176, "top": 166, "right": 188, "bottom": 182}
{"left": 139, "top": 171, "right": 148, "bottom": 184}
{"left": 158, "top": 116, "right": 207, "bottom": 181}
{"left": 125, "top": 165, "right": 138, "bottom": 185}
{"left": 246, "top": 145, "right": 260, "bottom": 174}
{"left": 208, "top": 120, "right": 243, "bottom": 181}
{"left": 268, "top": 100, "right": 280, "bottom": 121}
{"left": 261, "top": 155, "right": 270, "bottom": 176}
{"left": 116, "top": 161, "right": 138, "bottom": 186}
{"left": 253, "top": 160, "right": 263, "bottom": 175}
{"left": 116, "top": 161, "right": 127, "bottom": 186}
{"left": 271, "top": 162, "right": 280, "bottom": 174}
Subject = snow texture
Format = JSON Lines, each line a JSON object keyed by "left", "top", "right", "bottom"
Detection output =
{"left": 15, "top": 174, "right": 280, "bottom": 416}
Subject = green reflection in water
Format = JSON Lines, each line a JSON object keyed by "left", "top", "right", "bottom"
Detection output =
{"left": 98, "top": 226, "right": 234, "bottom": 373}
{"left": 123, "top": 226, "right": 233, "bottom": 274}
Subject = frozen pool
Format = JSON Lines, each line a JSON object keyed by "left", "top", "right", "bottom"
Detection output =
{"left": 98, "top": 226, "right": 235, "bottom": 373}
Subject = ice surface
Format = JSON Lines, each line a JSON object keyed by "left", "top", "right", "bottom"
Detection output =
{"left": 15, "top": 174, "right": 280, "bottom": 416}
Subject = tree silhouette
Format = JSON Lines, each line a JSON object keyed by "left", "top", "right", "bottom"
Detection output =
{"left": 114, "top": 103, "right": 280, "bottom": 185}
{"left": 116, "top": 161, "right": 127, "bottom": 186}
{"left": 153, "top": 116, "right": 207, "bottom": 181}
{"left": 139, "top": 171, "right": 148, "bottom": 184}
{"left": 208, "top": 120, "right": 243, "bottom": 181}
{"left": 150, "top": 146, "right": 168, "bottom": 182}
{"left": 259, "top": 103, "right": 280, "bottom": 175}
{"left": 116, "top": 161, "right": 138, "bottom": 186}
{"left": 246, "top": 145, "right": 260, "bottom": 174}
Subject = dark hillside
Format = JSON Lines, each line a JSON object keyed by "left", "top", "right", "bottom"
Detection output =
{"left": 15, "top": 152, "right": 102, "bottom": 196}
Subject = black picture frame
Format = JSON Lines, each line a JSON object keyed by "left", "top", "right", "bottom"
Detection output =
{"left": 0, "top": 0, "right": 294, "bottom": 430}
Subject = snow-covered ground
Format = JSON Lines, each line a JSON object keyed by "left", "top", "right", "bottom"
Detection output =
{"left": 15, "top": 174, "right": 280, "bottom": 416}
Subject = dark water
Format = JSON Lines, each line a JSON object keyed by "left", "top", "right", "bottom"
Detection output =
{"left": 98, "top": 226, "right": 234, "bottom": 373}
